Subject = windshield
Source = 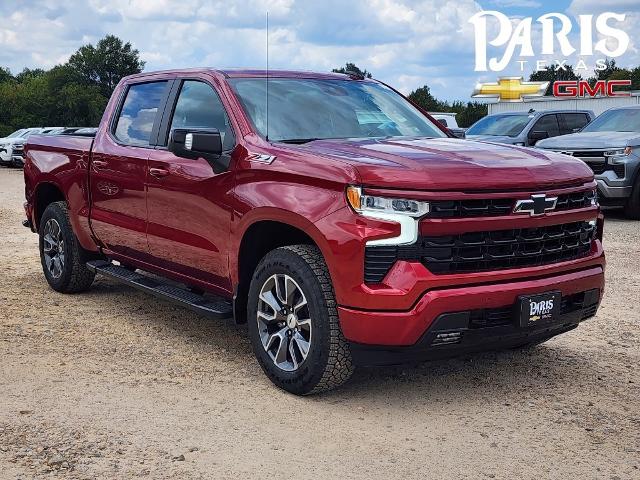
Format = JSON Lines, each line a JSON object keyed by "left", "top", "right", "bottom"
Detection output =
{"left": 467, "top": 114, "right": 531, "bottom": 137}
{"left": 7, "top": 129, "right": 26, "bottom": 138}
{"left": 582, "top": 108, "right": 640, "bottom": 133}
{"left": 229, "top": 78, "right": 446, "bottom": 142}
{"left": 21, "top": 129, "right": 41, "bottom": 139}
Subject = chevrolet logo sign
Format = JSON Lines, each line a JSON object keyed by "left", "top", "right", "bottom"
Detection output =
{"left": 472, "top": 77, "right": 549, "bottom": 102}
{"left": 514, "top": 194, "right": 558, "bottom": 216}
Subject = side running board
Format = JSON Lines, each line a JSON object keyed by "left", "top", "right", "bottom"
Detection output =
{"left": 86, "top": 260, "right": 233, "bottom": 320}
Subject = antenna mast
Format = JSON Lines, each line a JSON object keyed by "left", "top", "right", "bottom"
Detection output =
{"left": 266, "top": 11, "right": 269, "bottom": 142}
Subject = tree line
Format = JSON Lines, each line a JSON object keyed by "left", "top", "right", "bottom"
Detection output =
{"left": 0, "top": 35, "right": 144, "bottom": 137}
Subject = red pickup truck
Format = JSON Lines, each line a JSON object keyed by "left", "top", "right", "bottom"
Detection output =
{"left": 23, "top": 69, "right": 605, "bottom": 394}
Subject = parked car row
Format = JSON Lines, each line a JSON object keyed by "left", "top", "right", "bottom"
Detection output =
{"left": 0, "top": 127, "right": 92, "bottom": 168}
{"left": 463, "top": 106, "right": 640, "bottom": 219}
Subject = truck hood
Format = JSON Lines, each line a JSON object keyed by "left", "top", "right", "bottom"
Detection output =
{"left": 289, "top": 137, "right": 592, "bottom": 191}
{"left": 465, "top": 134, "right": 517, "bottom": 144}
{"left": 0, "top": 137, "right": 25, "bottom": 146}
{"left": 537, "top": 131, "right": 640, "bottom": 150}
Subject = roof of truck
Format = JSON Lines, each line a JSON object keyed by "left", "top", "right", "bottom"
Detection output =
{"left": 124, "top": 68, "right": 369, "bottom": 81}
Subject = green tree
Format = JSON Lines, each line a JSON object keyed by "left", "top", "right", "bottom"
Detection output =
{"left": 606, "top": 69, "right": 633, "bottom": 91}
{"left": 15, "top": 68, "right": 46, "bottom": 83}
{"left": 68, "top": 34, "right": 145, "bottom": 97}
{"left": 450, "top": 100, "right": 488, "bottom": 128}
{"left": 407, "top": 84, "right": 449, "bottom": 112}
{"left": 332, "top": 62, "right": 372, "bottom": 78}
{"left": 0, "top": 67, "right": 13, "bottom": 84}
{"left": 529, "top": 64, "right": 582, "bottom": 95}
{"left": 631, "top": 67, "right": 640, "bottom": 90}
{"left": 594, "top": 58, "right": 621, "bottom": 81}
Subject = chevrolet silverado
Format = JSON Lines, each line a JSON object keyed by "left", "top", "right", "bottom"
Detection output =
{"left": 23, "top": 69, "right": 605, "bottom": 394}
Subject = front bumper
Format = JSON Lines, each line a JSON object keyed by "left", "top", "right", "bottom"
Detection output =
{"left": 594, "top": 155, "right": 640, "bottom": 201}
{"left": 339, "top": 265, "right": 604, "bottom": 349}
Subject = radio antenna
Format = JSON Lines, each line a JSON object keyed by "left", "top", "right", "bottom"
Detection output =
{"left": 265, "top": 11, "right": 270, "bottom": 142}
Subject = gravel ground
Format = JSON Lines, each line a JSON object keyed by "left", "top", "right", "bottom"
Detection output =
{"left": 0, "top": 167, "right": 638, "bottom": 479}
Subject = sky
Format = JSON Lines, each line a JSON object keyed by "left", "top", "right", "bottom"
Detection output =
{"left": 0, "top": 0, "right": 638, "bottom": 102}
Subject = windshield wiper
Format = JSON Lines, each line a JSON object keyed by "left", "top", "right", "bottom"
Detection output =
{"left": 277, "top": 138, "right": 321, "bottom": 144}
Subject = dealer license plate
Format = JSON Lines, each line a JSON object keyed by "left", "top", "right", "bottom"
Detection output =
{"left": 518, "top": 291, "right": 561, "bottom": 327}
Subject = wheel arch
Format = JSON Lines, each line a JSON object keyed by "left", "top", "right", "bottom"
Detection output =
{"left": 233, "top": 212, "right": 334, "bottom": 324}
{"left": 33, "top": 181, "right": 66, "bottom": 231}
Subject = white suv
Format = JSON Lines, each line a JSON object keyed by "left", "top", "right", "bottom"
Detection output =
{"left": 0, "top": 128, "right": 44, "bottom": 167}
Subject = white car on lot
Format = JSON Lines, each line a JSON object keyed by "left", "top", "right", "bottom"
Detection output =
{"left": 0, "top": 128, "right": 45, "bottom": 167}
{"left": 429, "top": 112, "right": 466, "bottom": 138}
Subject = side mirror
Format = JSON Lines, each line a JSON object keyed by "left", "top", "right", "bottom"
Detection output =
{"left": 169, "top": 128, "right": 228, "bottom": 172}
{"left": 528, "top": 130, "right": 549, "bottom": 144}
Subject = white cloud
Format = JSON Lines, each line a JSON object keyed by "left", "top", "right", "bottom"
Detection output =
{"left": 491, "top": 0, "right": 542, "bottom": 7}
{"left": 1, "top": 0, "right": 638, "bottom": 102}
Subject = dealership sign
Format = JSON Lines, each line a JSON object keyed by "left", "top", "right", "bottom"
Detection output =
{"left": 469, "top": 11, "right": 631, "bottom": 101}
{"left": 469, "top": 11, "right": 629, "bottom": 73}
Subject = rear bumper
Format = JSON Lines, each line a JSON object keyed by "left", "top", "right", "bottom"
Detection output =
{"left": 338, "top": 265, "right": 604, "bottom": 348}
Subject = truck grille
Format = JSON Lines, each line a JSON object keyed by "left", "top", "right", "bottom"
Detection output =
{"left": 427, "top": 190, "right": 595, "bottom": 218}
{"left": 364, "top": 220, "right": 596, "bottom": 282}
{"left": 552, "top": 150, "right": 614, "bottom": 176}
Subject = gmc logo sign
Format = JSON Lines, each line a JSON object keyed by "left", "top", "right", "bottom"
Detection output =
{"left": 553, "top": 80, "right": 631, "bottom": 97}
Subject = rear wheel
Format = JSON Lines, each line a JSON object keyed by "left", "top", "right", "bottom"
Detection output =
{"left": 39, "top": 201, "right": 95, "bottom": 293}
{"left": 247, "top": 245, "right": 354, "bottom": 395}
{"left": 624, "top": 178, "right": 640, "bottom": 220}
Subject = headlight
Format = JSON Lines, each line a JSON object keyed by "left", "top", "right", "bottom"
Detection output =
{"left": 346, "top": 186, "right": 429, "bottom": 246}
{"left": 605, "top": 147, "right": 633, "bottom": 164}
{"left": 346, "top": 186, "right": 430, "bottom": 217}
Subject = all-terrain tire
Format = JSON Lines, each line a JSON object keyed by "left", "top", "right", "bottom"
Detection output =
{"left": 39, "top": 201, "right": 95, "bottom": 293}
{"left": 623, "top": 177, "right": 640, "bottom": 220}
{"left": 247, "top": 245, "right": 354, "bottom": 395}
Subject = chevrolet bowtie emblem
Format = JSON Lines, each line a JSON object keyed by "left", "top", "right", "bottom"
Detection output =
{"left": 514, "top": 194, "right": 558, "bottom": 216}
{"left": 472, "top": 77, "right": 549, "bottom": 102}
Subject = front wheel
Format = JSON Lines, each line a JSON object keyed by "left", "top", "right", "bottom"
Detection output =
{"left": 39, "top": 201, "right": 96, "bottom": 293}
{"left": 247, "top": 245, "right": 354, "bottom": 395}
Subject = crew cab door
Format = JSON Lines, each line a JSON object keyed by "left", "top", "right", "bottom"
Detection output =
{"left": 558, "top": 112, "right": 591, "bottom": 134}
{"left": 89, "top": 80, "right": 172, "bottom": 258}
{"left": 145, "top": 78, "right": 237, "bottom": 293}
{"left": 526, "top": 114, "right": 560, "bottom": 146}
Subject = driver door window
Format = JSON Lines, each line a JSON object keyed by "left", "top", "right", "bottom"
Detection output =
{"left": 170, "top": 81, "right": 235, "bottom": 151}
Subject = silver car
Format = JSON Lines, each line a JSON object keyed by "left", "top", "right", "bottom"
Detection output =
{"left": 537, "top": 106, "right": 640, "bottom": 219}
{"left": 466, "top": 109, "right": 595, "bottom": 147}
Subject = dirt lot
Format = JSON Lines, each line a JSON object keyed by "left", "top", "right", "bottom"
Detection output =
{"left": 0, "top": 167, "right": 638, "bottom": 479}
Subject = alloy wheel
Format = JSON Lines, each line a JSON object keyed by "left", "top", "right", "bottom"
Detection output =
{"left": 42, "top": 218, "right": 65, "bottom": 279}
{"left": 257, "top": 273, "right": 312, "bottom": 372}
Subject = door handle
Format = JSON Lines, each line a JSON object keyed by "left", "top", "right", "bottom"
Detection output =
{"left": 149, "top": 167, "right": 170, "bottom": 178}
{"left": 92, "top": 160, "right": 108, "bottom": 169}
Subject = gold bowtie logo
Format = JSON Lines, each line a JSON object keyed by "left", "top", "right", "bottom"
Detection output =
{"left": 472, "top": 77, "right": 549, "bottom": 102}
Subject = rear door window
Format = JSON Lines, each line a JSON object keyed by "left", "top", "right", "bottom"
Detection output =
{"left": 114, "top": 81, "right": 169, "bottom": 146}
{"left": 559, "top": 113, "right": 590, "bottom": 134}
{"left": 530, "top": 114, "right": 560, "bottom": 138}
